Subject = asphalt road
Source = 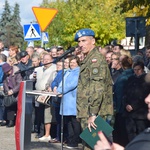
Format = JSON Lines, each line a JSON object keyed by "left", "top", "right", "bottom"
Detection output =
{"left": 0, "top": 126, "right": 82, "bottom": 150}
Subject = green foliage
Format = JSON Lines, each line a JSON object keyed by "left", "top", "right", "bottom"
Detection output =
{"left": 121, "top": 0, "right": 149, "bottom": 11}
{"left": 41, "top": 0, "right": 126, "bottom": 48}
{"left": 0, "top": 0, "right": 12, "bottom": 47}
{"left": 11, "top": 3, "right": 24, "bottom": 48}
{"left": 121, "top": 0, "right": 150, "bottom": 19}
{"left": 0, "top": 0, "right": 23, "bottom": 48}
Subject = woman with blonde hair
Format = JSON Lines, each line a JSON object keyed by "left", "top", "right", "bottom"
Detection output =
{"left": 39, "top": 51, "right": 49, "bottom": 64}
{"left": 7, "top": 56, "right": 18, "bottom": 66}
{"left": 111, "top": 52, "right": 123, "bottom": 84}
{"left": 120, "top": 49, "right": 132, "bottom": 62}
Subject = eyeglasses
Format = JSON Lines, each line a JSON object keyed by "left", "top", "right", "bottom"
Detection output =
{"left": 133, "top": 68, "right": 142, "bottom": 71}
{"left": 111, "top": 58, "right": 119, "bottom": 60}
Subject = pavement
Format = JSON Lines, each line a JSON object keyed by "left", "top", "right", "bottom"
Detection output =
{"left": 0, "top": 126, "right": 82, "bottom": 150}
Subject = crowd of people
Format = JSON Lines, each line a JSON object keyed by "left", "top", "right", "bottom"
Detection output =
{"left": 0, "top": 28, "right": 150, "bottom": 150}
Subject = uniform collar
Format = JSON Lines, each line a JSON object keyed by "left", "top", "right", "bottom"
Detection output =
{"left": 81, "top": 47, "right": 97, "bottom": 65}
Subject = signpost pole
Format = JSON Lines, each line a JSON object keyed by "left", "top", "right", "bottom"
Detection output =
{"left": 134, "top": 19, "right": 139, "bottom": 54}
{"left": 41, "top": 32, "right": 44, "bottom": 48}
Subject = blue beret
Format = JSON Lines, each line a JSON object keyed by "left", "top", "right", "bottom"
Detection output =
{"left": 74, "top": 28, "right": 95, "bottom": 41}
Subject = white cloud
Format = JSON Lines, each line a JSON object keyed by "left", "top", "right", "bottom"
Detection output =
{"left": 0, "top": 0, "right": 43, "bottom": 25}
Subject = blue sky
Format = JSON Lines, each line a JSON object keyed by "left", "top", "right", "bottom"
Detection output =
{"left": 0, "top": 0, "right": 43, "bottom": 25}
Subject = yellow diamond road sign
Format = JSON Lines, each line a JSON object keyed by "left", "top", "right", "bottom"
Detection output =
{"left": 32, "top": 7, "right": 58, "bottom": 32}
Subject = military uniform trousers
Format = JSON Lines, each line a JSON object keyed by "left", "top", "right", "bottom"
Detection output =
{"left": 80, "top": 118, "right": 92, "bottom": 150}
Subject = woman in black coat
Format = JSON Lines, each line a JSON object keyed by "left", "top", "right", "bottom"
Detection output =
{"left": 2, "top": 63, "right": 22, "bottom": 127}
{"left": 123, "top": 61, "right": 150, "bottom": 142}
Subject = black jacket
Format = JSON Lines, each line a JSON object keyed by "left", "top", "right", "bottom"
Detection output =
{"left": 123, "top": 73, "right": 149, "bottom": 119}
{"left": 17, "top": 59, "right": 33, "bottom": 80}
{"left": 125, "top": 128, "right": 150, "bottom": 150}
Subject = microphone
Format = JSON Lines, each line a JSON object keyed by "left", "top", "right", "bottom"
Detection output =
{"left": 54, "top": 47, "right": 75, "bottom": 63}
{"left": 15, "top": 47, "right": 75, "bottom": 74}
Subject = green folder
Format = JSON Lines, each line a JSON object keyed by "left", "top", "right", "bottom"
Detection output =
{"left": 80, "top": 115, "right": 114, "bottom": 149}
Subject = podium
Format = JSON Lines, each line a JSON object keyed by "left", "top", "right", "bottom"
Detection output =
{"left": 15, "top": 80, "right": 57, "bottom": 150}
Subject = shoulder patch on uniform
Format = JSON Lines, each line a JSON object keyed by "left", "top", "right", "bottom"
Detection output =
{"left": 92, "top": 67, "right": 99, "bottom": 74}
{"left": 91, "top": 58, "right": 97, "bottom": 63}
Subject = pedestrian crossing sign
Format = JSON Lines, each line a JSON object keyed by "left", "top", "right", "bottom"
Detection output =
{"left": 27, "top": 41, "right": 34, "bottom": 47}
{"left": 23, "top": 23, "right": 41, "bottom": 41}
{"left": 42, "top": 32, "right": 49, "bottom": 43}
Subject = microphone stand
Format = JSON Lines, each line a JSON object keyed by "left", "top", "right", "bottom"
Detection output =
{"left": 61, "top": 57, "right": 65, "bottom": 150}
{"left": 58, "top": 48, "right": 75, "bottom": 150}
{"left": 56, "top": 47, "right": 75, "bottom": 150}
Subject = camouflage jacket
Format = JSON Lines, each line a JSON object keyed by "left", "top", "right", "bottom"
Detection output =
{"left": 77, "top": 47, "right": 113, "bottom": 118}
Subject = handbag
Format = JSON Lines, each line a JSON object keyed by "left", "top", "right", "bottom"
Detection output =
{"left": 4, "top": 95, "right": 17, "bottom": 107}
{"left": 36, "top": 95, "right": 52, "bottom": 106}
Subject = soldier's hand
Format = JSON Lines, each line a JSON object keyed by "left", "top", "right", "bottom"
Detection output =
{"left": 88, "top": 115, "right": 97, "bottom": 132}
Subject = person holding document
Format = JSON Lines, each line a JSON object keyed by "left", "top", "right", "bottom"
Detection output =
{"left": 75, "top": 28, "right": 113, "bottom": 150}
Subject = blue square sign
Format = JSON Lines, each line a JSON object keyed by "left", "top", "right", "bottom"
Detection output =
{"left": 42, "top": 32, "right": 49, "bottom": 43}
{"left": 23, "top": 23, "right": 41, "bottom": 41}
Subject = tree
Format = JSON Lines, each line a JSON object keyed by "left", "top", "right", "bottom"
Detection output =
{"left": 11, "top": 3, "right": 24, "bottom": 48}
{"left": 121, "top": 0, "right": 150, "bottom": 25}
{"left": 121, "top": 0, "right": 150, "bottom": 45}
{"left": 0, "top": 0, "right": 23, "bottom": 48}
{"left": 41, "top": 0, "right": 126, "bottom": 48}
{"left": 0, "top": 0, "right": 12, "bottom": 47}
{"left": 121, "top": 0, "right": 150, "bottom": 18}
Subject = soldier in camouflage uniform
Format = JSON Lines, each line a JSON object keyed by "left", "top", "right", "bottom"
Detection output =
{"left": 74, "top": 29, "right": 113, "bottom": 150}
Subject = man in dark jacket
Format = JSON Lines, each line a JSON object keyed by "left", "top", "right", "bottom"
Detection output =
{"left": 123, "top": 62, "right": 149, "bottom": 142}
{"left": 17, "top": 51, "right": 33, "bottom": 80}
